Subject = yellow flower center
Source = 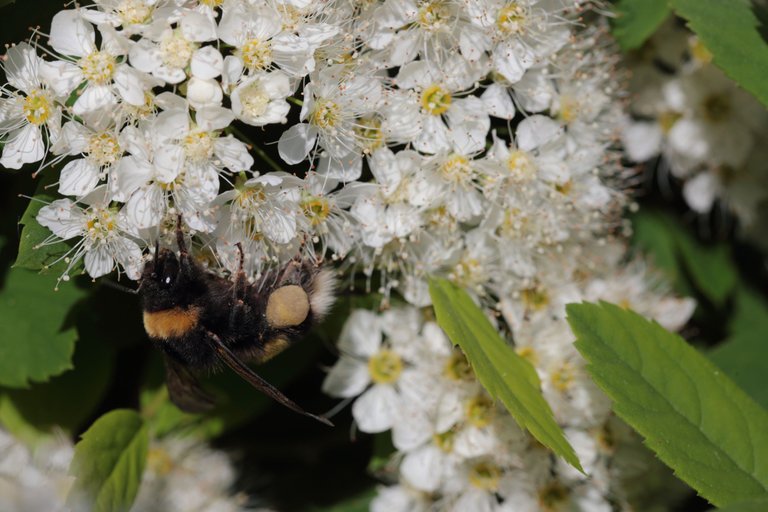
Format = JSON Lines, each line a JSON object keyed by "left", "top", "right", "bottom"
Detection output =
{"left": 183, "top": 130, "right": 215, "bottom": 162}
{"left": 538, "top": 481, "right": 570, "bottom": 511}
{"left": 200, "top": 0, "right": 224, "bottom": 6}
{"left": 160, "top": 30, "right": 195, "bottom": 69}
{"left": 465, "top": 395, "right": 495, "bottom": 428}
{"left": 309, "top": 99, "right": 341, "bottom": 129}
{"left": 521, "top": 287, "right": 549, "bottom": 310}
{"left": 368, "top": 349, "right": 403, "bottom": 384}
{"left": 433, "top": 429, "right": 456, "bottom": 452}
{"left": 355, "top": 116, "right": 384, "bottom": 153}
{"left": 241, "top": 38, "right": 273, "bottom": 72}
{"left": 558, "top": 96, "right": 579, "bottom": 124}
{"left": 468, "top": 460, "right": 502, "bottom": 491}
{"left": 443, "top": 350, "right": 474, "bottom": 382}
{"left": 117, "top": 0, "right": 153, "bottom": 24}
{"left": 551, "top": 361, "right": 575, "bottom": 392}
{"left": 87, "top": 132, "right": 121, "bottom": 167}
{"left": 497, "top": 3, "right": 527, "bottom": 35}
{"left": 79, "top": 51, "right": 116, "bottom": 85}
{"left": 658, "top": 110, "right": 681, "bottom": 133}
{"left": 421, "top": 84, "right": 452, "bottom": 115}
{"left": 554, "top": 181, "right": 572, "bottom": 195}
{"left": 507, "top": 149, "right": 536, "bottom": 181}
{"left": 146, "top": 447, "right": 174, "bottom": 475}
{"left": 239, "top": 82, "right": 271, "bottom": 118}
{"left": 417, "top": 1, "right": 451, "bottom": 32}
{"left": 85, "top": 207, "right": 118, "bottom": 240}
{"left": 237, "top": 185, "right": 267, "bottom": 207}
{"left": 516, "top": 346, "right": 539, "bottom": 366}
{"left": 439, "top": 154, "right": 473, "bottom": 185}
{"left": 301, "top": 196, "right": 331, "bottom": 226}
{"left": 22, "top": 89, "right": 53, "bottom": 125}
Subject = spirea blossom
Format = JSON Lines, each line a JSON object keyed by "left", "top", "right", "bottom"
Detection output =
{"left": 1, "top": 1, "right": 697, "bottom": 510}
{"left": 622, "top": 19, "right": 768, "bottom": 231}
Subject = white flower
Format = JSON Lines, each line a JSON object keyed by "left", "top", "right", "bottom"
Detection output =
{"left": 230, "top": 71, "right": 291, "bottom": 126}
{"left": 48, "top": 10, "right": 148, "bottom": 115}
{"left": 0, "top": 43, "right": 62, "bottom": 169}
{"left": 36, "top": 190, "right": 144, "bottom": 281}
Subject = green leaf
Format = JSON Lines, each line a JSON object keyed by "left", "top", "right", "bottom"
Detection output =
{"left": 567, "top": 301, "right": 768, "bottom": 507}
{"left": 709, "top": 288, "right": 768, "bottom": 409}
{"left": 711, "top": 498, "right": 768, "bottom": 511}
{"left": 68, "top": 409, "right": 149, "bottom": 512}
{"left": 0, "top": 332, "right": 116, "bottom": 441}
{"left": 631, "top": 211, "right": 737, "bottom": 305}
{"left": 612, "top": 0, "right": 671, "bottom": 50}
{"left": 669, "top": 0, "right": 768, "bottom": 107}
{"left": 428, "top": 278, "right": 582, "bottom": 472}
{"left": 15, "top": 175, "right": 79, "bottom": 274}
{"left": 0, "top": 268, "right": 85, "bottom": 388}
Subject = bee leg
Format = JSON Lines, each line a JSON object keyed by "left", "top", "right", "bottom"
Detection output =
{"left": 229, "top": 243, "right": 248, "bottom": 329}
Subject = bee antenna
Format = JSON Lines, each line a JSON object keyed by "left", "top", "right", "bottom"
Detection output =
{"left": 153, "top": 239, "right": 160, "bottom": 266}
{"left": 100, "top": 279, "right": 139, "bottom": 295}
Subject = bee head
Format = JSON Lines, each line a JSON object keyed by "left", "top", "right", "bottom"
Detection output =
{"left": 139, "top": 247, "right": 200, "bottom": 312}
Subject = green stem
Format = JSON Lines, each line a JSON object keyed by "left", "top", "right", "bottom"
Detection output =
{"left": 287, "top": 96, "right": 304, "bottom": 107}
{"left": 227, "top": 125, "right": 284, "bottom": 174}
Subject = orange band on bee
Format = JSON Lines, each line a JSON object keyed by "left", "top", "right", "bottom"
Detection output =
{"left": 143, "top": 306, "right": 201, "bottom": 340}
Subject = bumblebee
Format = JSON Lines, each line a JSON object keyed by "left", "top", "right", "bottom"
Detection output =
{"left": 139, "top": 219, "right": 336, "bottom": 425}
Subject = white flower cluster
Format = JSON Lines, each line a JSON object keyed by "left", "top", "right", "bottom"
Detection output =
{"left": 622, "top": 20, "right": 768, "bottom": 228}
{"left": 0, "top": 429, "right": 265, "bottom": 512}
{"left": 1, "top": 0, "right": 623, "bottom": 299}
{"left": 323, "top": 248, "right": 694, "bottom": 511}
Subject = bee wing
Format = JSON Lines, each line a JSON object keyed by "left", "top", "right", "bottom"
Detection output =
{"left": 204, "top": 331, "right": 333, "bottom": 426}
{"left": 164, "top": 356, "right": 216, "bottom": 413}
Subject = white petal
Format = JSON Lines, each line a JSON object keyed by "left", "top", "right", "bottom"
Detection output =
{"left": 413, "top": 115, "right": 450, "bottom": 154}
{"left": 180, "top": 11, "right": 217, "bottom": 42}
{"left": 4, "top": 43, "right": 40, "bottom": 91}
{"left": 39, "top": 60, "right": 83, "bottom": 98}
{"left": 37, "top": 199, "right": 85, "bottom": 239}
{"left": 481, "top": 84, "right": 515, "bottom": 120}
{"left": 213, "top": 136, "right": 253, "bottom": 171}
{"left": 72, "top": 85, "right": 117, "bottom": 115}
{"left": 352, "top": 385, "right": 398, "bottom": 433}
{"left": 516, "top": 115, "right": 563, "bottom": 151}
{"left": 113, "top": 65, "right": 146, "bottom": 106}
{"left": 49, "top": 10, "right": 96, "bottom": 57}
{"left": 186, "top": 77, "right": 223, "bottom": 108}
{"left": 59, "top": 159, "right": 101, "bottom": 197}
{"left": 153, "top": 109, "right": 189, "bottom": 143}
{"left": 129, "top": 40, "right": 163, "bottom": 73}
{"left": 621, "top": 121, "right": 662, "bottom": 162}
{"left": 317, "top": 152, "right": 362, "bottom": 181}
{"left": 125, "top": 185, "right": 165, "bottom": 229}
{"left": 191, "top": 46, "right": 223, "bottom": 79}
{"left": 494, "top": 40, "right": 533, "bottom": 84}
{"left": 84, "top": 244, "right": 115, "bottom": 278}
{"left": 400, "top": 446, "right": 443, "bottom": 492}
{"left": 195, "top": 106, "right": 234, "bottom": 132}
{"left": 321, "top": 358, "right": 370, "bottom": 398}
{"left": 447, "top": 97, "right": 491, "bottom": 154}
{"left": 261, "top": 209, "right": 296, "bottom": 244}
{"left": 0, "top": 124, "right": 45, "bottom": 169}
{"left": 683, "top": 172, "right": 718, "bottom": 213}
{"left": 392, "top": 407, "right": 432, "bottom": 451}
{"left": 278, "top": 123, "right": 316, "bottom": 164}
{"left": 111, "top": 155, "right": 153, "bottom": 201}
{"left": 153, "top": 144, "right": 184, "bottom": 182}
{"left": 338, "top": 309, "right": 382, "bottom": 357}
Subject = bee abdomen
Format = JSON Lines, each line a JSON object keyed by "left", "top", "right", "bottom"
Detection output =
{"left": 143, "top": 306, "right": 202, "bottom": 340}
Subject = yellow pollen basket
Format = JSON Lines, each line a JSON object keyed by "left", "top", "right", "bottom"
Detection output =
{"left": 23, "top": 89, "right": 53, "bottom": 125}
{"left": 368, "top": 349, "right": 403, "bottom": 384}
{"left": 468, "top": 460, "right": 502, "bottom": 491}
{"left": 421, "top": 84, "right": 452, "bottom": 115}
{"left": 80, "top": 51, "right": 117, "bottom": 85}
{"left": 241, "top": 38, "right": 273, "bottom": 71}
